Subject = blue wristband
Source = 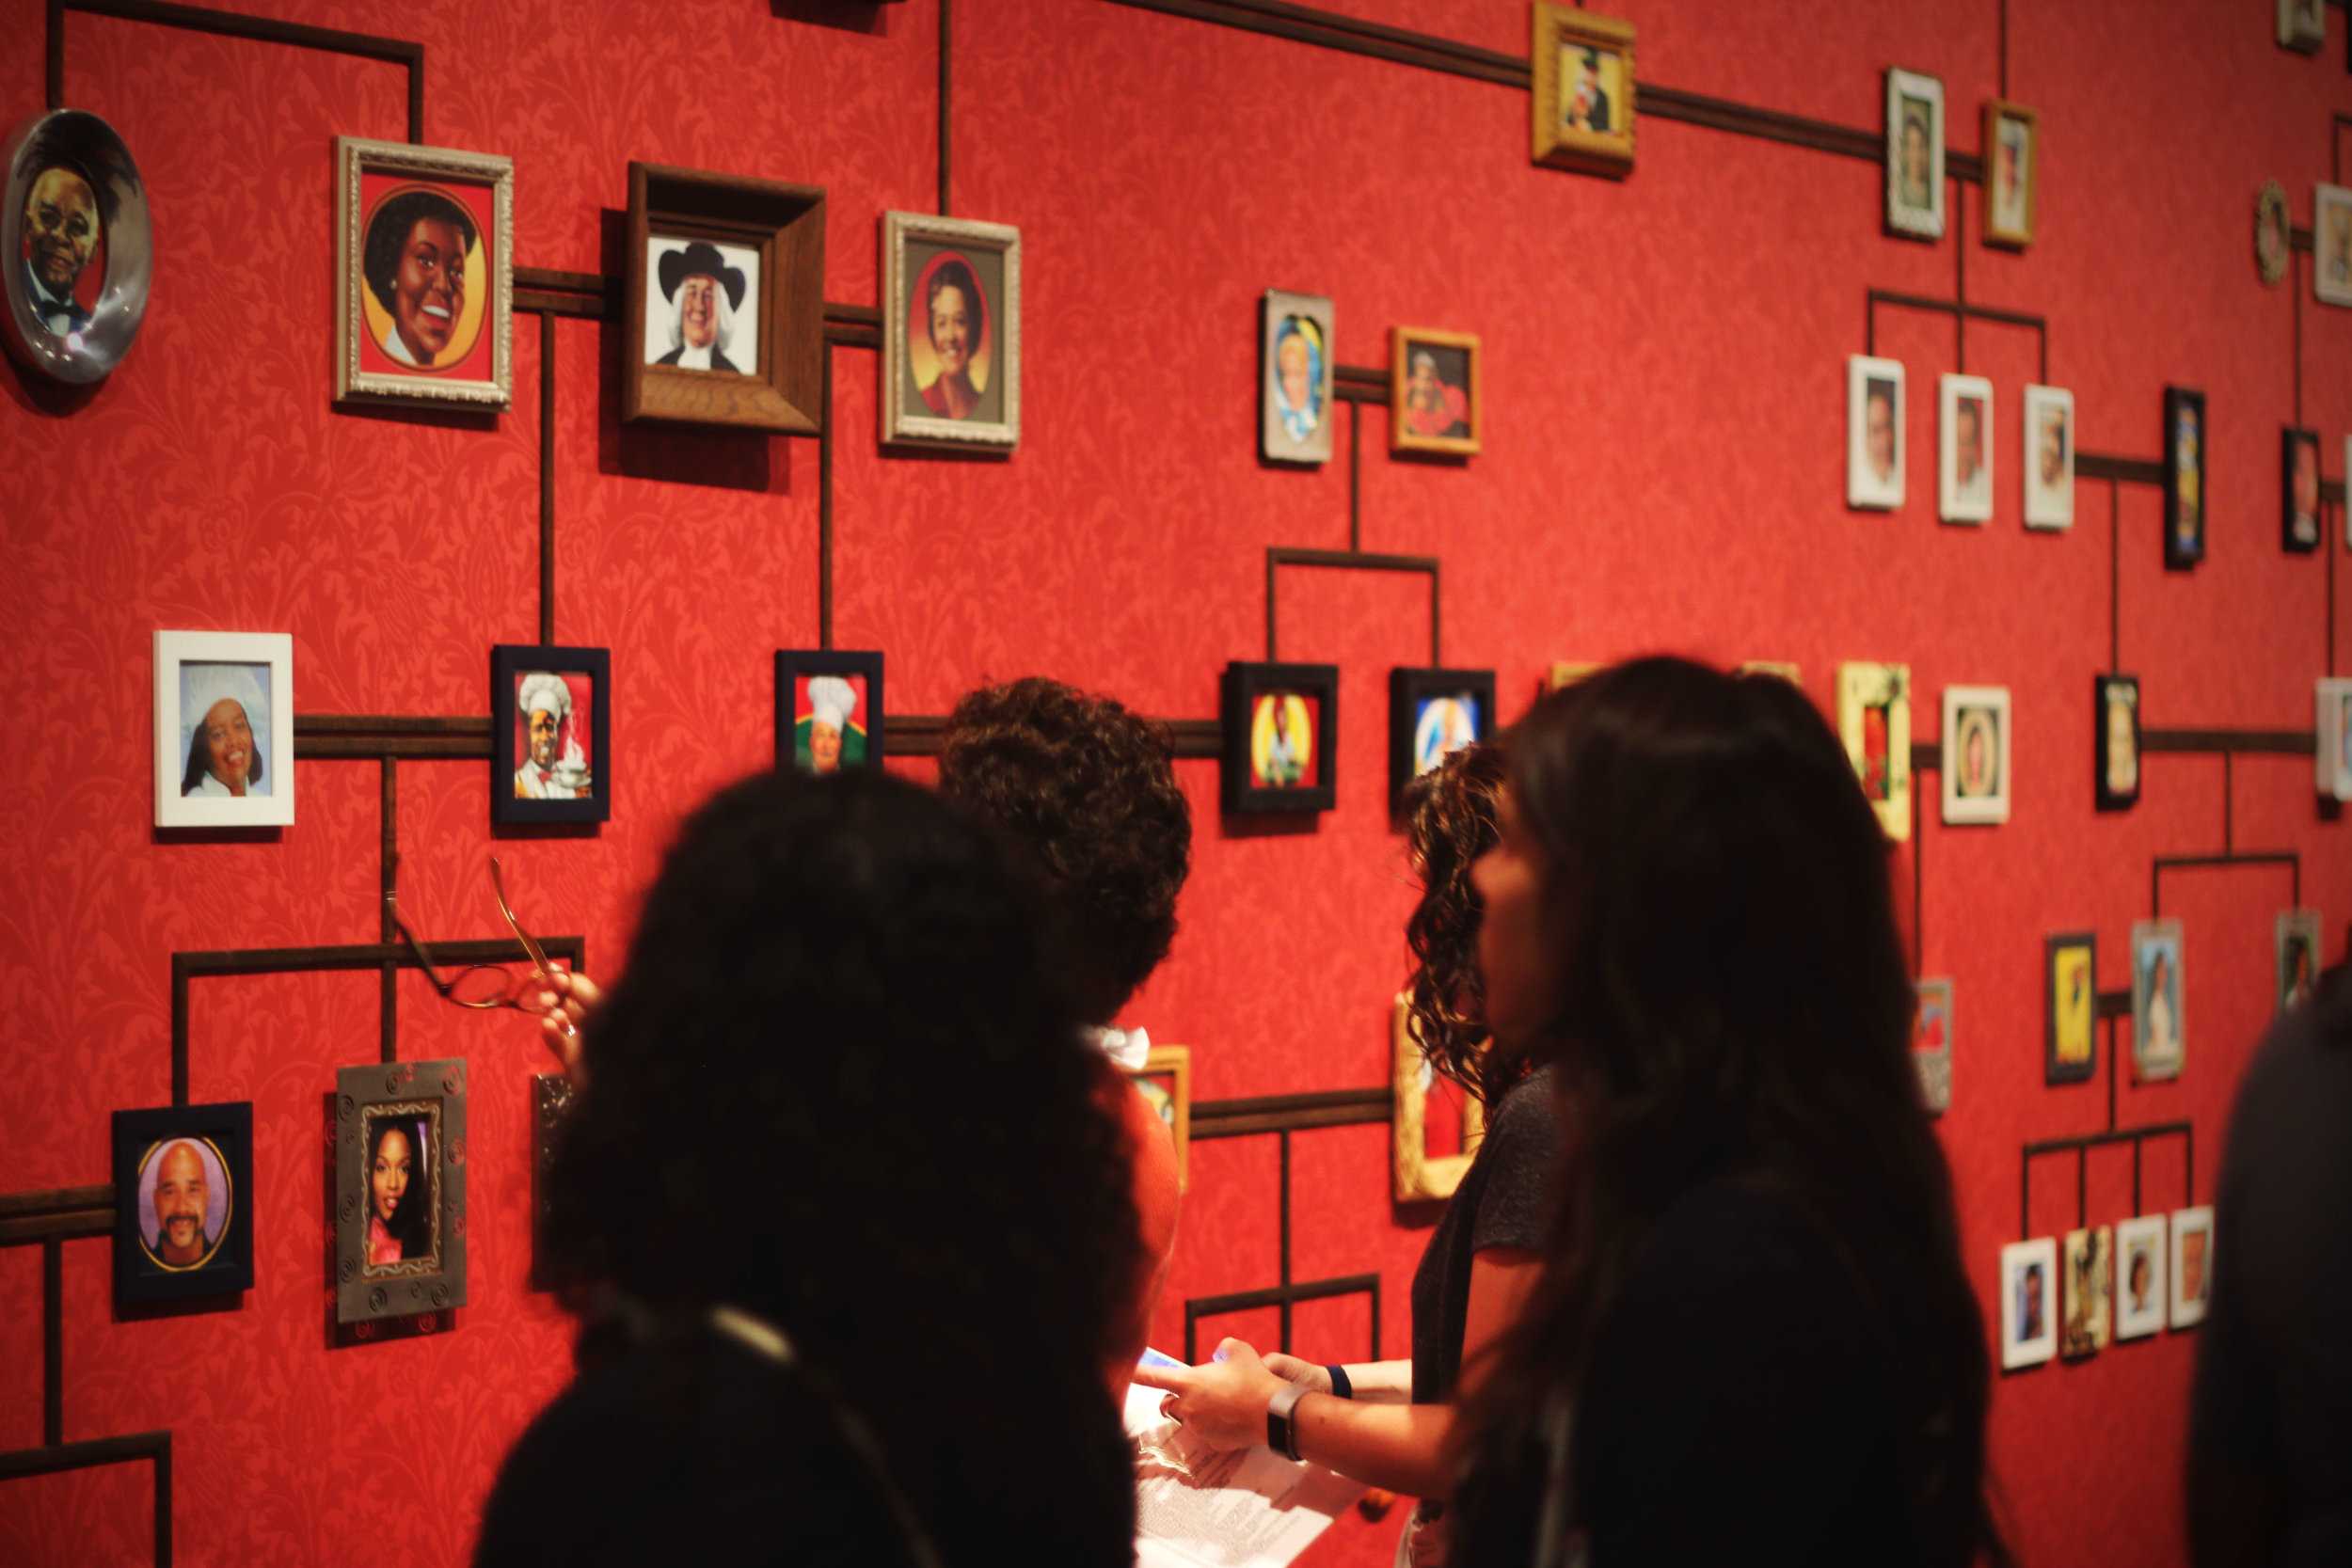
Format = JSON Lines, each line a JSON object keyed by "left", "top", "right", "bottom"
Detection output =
{"left": 1326, "top": 1364, "right": 1353, "bottom": 1400}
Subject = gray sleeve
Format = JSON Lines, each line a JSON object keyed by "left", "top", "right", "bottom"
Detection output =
{"left": 1469, "top": 1075, "right": 1566, "bottom": 1255}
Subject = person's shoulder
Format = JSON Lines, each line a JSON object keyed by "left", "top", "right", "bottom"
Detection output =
{"left": 1481, "top": 1069, "right": 1563, "bottom": 1164}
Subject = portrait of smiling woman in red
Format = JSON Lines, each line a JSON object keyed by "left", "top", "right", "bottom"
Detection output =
{"left": 358, "top": 181, "right": 490, "bottom": 373}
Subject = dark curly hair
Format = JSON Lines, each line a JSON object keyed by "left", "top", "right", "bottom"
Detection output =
{"left": 1402, "top": 741, "right": 1518, "bottom": 1108}
{"left": 362, "top": 188, "right": 477, "bottom": 314}
{"left": 937, "top": 677, "right": 1192, "bottom": 1023}
{"left": 545, "top": 768, "right": 1140, "bottom": 1560}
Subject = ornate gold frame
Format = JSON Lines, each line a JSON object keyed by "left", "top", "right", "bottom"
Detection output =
{"left": 1980, "top": 101, "right": 2038, "bottom": 249}
{"left": 333, "top": 135, "right": 513, "bottom": 410}
{"left": 1391, "top": 993, "right": 1486, "bottom": 1203}
{"left": 1531, "top": 5, "right": 1635, "bottom": 178}
{"left": 1391, "top": 326, "right": 1483, "bottom": 457}
{"left": 882, "top": 210, "right": 1022, "bottom": 452}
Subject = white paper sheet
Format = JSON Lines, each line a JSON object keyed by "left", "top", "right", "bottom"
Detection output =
{"left": 1127, "top": 1357, "right": 1365, "bottom": 1568}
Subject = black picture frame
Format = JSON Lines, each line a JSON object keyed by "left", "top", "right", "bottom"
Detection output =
{"left": 528, "top": 1072, "right": 574, "bottom": 1293}
{"left": 2283, "top": 425, "right": 2323, "bottom": 554}
{"left": 1221, "top": 660, "right": 1339, "bottom": 815}
{"left": 2094, "top": 673, "right": 2141, "bottom": 812}
{"left": 112, "top": 1101, "right": 254, "bottom": 1307}
{"left": 335, "top": 1057, "right": 469, "bottom": 1325}
{"left": 774, "top": 649, "right": 885, "bottom": 773}
{"left": 2163, "top": 386, "right": 2206, "bottom": 571}
{"left": 2044, "top": 932, "right": 2098, "bottom": 1085}
{"left": 1388, "top": 666, "right": 1497, "bottom": 814}
{"left": 492, "top": 644, "right": 612, "bottom": 826}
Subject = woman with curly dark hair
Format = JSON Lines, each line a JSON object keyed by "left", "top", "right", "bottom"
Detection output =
{"left": 474, "top": 769, "right": 1142, "bottom": 1567}
{"left": 1136, "top": 741, "right": 1563, "bottom": 1567}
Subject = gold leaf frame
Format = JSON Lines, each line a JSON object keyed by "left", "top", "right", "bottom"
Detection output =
{"left": 1836, "top": 661, "right": 1912, "bottom": 842}
{"left": 1391, "top": 993, "right": 1486, "bottom": 1202}
{"left": 1127, "top": 1044, "right": 1190, "bottom": 1190}
{"left": 1531, "top": 5, "right": 1636, "bottom": 179}
{"left": 333, "top": 135, "right": 513, "bottom": 410}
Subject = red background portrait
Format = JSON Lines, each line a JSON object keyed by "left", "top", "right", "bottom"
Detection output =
{"left": 354, "top": 168, "right": 498, "bottom": 381}
{"left": 510, "top": 669, "right": 594, "bottom": 771}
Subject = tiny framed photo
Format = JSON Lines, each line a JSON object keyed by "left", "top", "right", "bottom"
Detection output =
{"left": 1938, "top": 374, "right": 1994, "bottom": 524}
{"left": 627, "top": 162, "right": 825, "bottom": 434}
{"left": 2284, "top": 426, "right": 2323, "bottom": 553}
{"left": 2255, "top": 181, "right": 2292, "bottom": 287}
{"left": 2095, "top": 673, "right": 2141, "bottom": 811}
{"left": 492, "top": 645, "right": 611, "bottom": 826}
{"left": 334, "top": 136, "right": 512, "bottom": 410}
{"left": 1530, "top": 5, "right": 1635, "bottom": 178}
{"left": 2319, "top": 185, "right": 2352, "bottom": 308}
{"left": 2164, "top": 386, "right": 2207, "bottom": 569}
{"left": 1390, "top": 667, "right": 1497, "bottom": 813}
{"left": 1391, "top": 327, "right": 1481, "bottom": 456}
{"left": 2059, "top": 1226, "right": 2112, "bottom": 1360}
{"left": 1846, "top": 355, "right": 1905, "bottom": 510}
{"left": 774, "top": 650, "right": 884, "bottom": 775}
{"left": 2021, "top": 384, "right": 2075, "bottom": 530}
{"left": 1941, "top": 685, "right": 2010, "bottom": 825}
{"left": 4, "top": 108, "right": 151, "bottom": 386}
{"left": 1393, "top": 992, "right": 1487, "bottom": 1201}
{"left": 2280, "top": 0, "right": 2327, "bottom": 54}
{"left": 1981, "top": 101, "right": 2037, "bottom": 248}
{"left": 112, "top": 1102, "right": 253, "bottom": 1306}
{"left": 1836, "top": 661, "right": 1912, "bottom": 842}
{"left": 2113, "top": 1215, "right": 2167, "bottom": 1339}
{"left": 1221, "top": 660, "right": 1339, "bottom": 815}
{"left": 153, "top": 629, "right": 294, "bottom": 830}
{"left": 334, "top": 1057, "right": 469, "bottom": 1325}
{"left": 1884, "top": 69, "right": 1947, "bottom": 241}
{"left": 1999, "top": 1237, "right": 2058, "bottom": 1370}
{"left": 2131, "top": 917, "right": 2185, "bottom": 1083}
{"left": 2319, "top": 677, "right": 2352, "bottom": 800}
{"left": 1912, "top": 976, "right": 1952, "bottom": 1116}
{"left": 2277, "top": 908, "right": 2322, "bottom": 1014}
{"left": 529, "top": 1072, "right": 575, "bottom": 1292}
{"left": 1127, "top": 1044, "right": 1192, "bottom": 1192}
{"left": 2169, "top": 1206, "right": 2213, "bottom": 1328}
{"left": 882, "top": 209, "right": 1020, "bottom": 451}
{"left": 1262, "top": 290, "right": 1335, "bottom": 466}
{"left": 2045, "top": 931, "right": 2097, "bottom": 1085}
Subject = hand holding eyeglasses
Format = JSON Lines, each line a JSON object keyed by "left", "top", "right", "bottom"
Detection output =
{"left": 532, "top": 968, "right": 599, "bottom": 1080}
{"left": 387, "top": 856, "right": 601, "bottom": 1082}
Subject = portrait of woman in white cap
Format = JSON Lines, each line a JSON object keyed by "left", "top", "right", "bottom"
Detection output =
{"left": 794, "top": 675, "right": 866, "bottom": 774}
{"left": 179, "top": 663, "right": 271, "bottom": 798}
{"left": 514, "top": 672, "right": 592, "bottom": 800}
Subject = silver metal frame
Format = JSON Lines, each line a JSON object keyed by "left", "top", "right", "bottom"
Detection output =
{"left": 2, "top": 108, "right": 151, "bottom": 384}
{"left": 335, "top": 1058, "right": 469, "bottom": 1324}
{"left": 333, "top": 135, "right": 513, "bottom": 410}
{"left": 881, "top": 210, "right": 1020, "bottom": 451}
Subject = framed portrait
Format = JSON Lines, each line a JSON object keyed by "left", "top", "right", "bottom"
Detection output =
{"left": 2277, "top": 908, "right": 2322, "bottom": 1014}
{"left": 1220, "top": 660, "right": 1339, "bottom": 815}
{"left": 1941, "top": 685, "right": 2010, "bottom": 825}
{"left": 2113, "top": 1214, "right": 2167, "bottom": 1339}
{"left": 1846, "top": 355, "right": 1905, "bottom": 511}
{"left": 1391, "top": 327, "right": 1481, "bottom": 456}
{"left": 882, "top": 210, "right": 1019, "bottom": 451}
{"left": 1393, "top": 992, "right": 1487, "bottom": 1201}
{"left": 1126, "top": 1044, "right": 1191, "bottom": 1192}
{"left": 1836, "top": 661, "right": 1912, "bottom": 841}
{"left": 333, "top": 136, "right": 512, "bottom": 410}
{"left": 4, "top": 108, "right": 149, "bottom": 385}
{"left": 2021, "top": 384, "right": 2075, "bottom": 530}
{"left": 529, "top": 1072, "right": 574, "bottom": 1292}
{"left": 2325, "top": 185, "right": 2352, "bottom": 309}
{"left": 1530, "top": 5, "right": 1635, "bottom": 179}
{"left": 626, "top": 162, "right": 824, "bottom": 433}
{"left": 1999, "top": 1237, "right": 2058, "bottom": 1371}
{"left": 153, "top": 629, "right": 294, "bottom": 830}
{"left": 1741, "top": 660, "right": 1802, "bottom": 684}
{"left": 491, "top": 645, "right": 611, "bottom": 826}
{"left": 1912, "top": 976, "right": 1952, "bottom": 1116}
{"left": 2059, "top": 1226, "right": 2112, "bottom": 1360}
{"left": 2164, "top": 386, "right": 2207, "bottom": 569}
{"left": 112, "top": 1102, "right": 253, "bottom": 1307}
{"left": 1390, "top": 667, "right": 1497, "bottom": 813}
{"left": 774, "top": 650, "right": 884, "bottom": 775}
{"left": 1883, "top": 69, "right": 1946, "bottom": 241}
{"left": 2280, "top": 0, "right": 2327, "bottom": 53}
{"left": 2169, "top": 1207, "right": 2213, "bottom": 1328}
{"left": 2316, "top": 677, "right": 2352, "bottom": 801}
{"left": 334, "top": 1058, "right": 469, "bottom": 1325}
{"left": 1262, "top": 290, "right": 1335, "bottom": 466}
{"left": 2283, "top": 426, "right": 2324, "bottom": 553}
{"left": 1938, "top": 374, "right": 1994, "bottom": 524}
{"left": 2130, "top": 917, "right": 2185, "bottom": 1084}
{"left": 1981, "top": 101, "right": 2037, "bottom": 248}
{"left": 2095, "top": 673, "right": 2141, "bottom": 811}
{"left": 2044, "top": 931, "right": 2097, "bottom": 1085}
{"left": 2255, "top": 181, "right": 2291, "bottom": 287}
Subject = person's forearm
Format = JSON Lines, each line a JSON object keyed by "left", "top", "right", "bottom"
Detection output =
{"left": 1292, "top": 1396, "right": 1457, "bottom": 1498}
{"left": 1334, "top": 1359, "right": 1414, "bottom": 1403}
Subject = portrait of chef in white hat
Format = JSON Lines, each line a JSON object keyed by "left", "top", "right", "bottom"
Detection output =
{"left": 514, "top": 671, "right": 593, "bottom": 800}
{"left": 179, "top": 663, "right": 272, "bottom": 798}
{"left": 795, "top": 674, "right": 866, "bottom": 774}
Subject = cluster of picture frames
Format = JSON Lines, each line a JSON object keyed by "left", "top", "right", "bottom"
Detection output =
{"left": 1261, "top": 292, "right": 1482, "bottom": 462}
{"left": 1997, "top": 1208, "right": 2214, "bottom": 1374}
{"left": 1220, "top": 662, "right": 1498, "bottom": 815}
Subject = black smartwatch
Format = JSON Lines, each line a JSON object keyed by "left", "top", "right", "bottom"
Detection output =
{"left": 1265, "top": 1382, "right": 1308, "bottom": 1463}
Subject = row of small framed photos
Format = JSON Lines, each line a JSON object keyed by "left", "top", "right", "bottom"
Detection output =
{"left": 1220, "top": 663, "right": 1497, "bottom": 816}
{"left": 1261, "top": 293, "right": 1482, "bottom": 463}
{"left": 1999, "top": 1212, "right": 2211, "bottom": 1372}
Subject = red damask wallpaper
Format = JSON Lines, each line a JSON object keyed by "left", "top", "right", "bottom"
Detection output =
{"left": 1, "top": 1, "right": 2346, "bottom": 1564}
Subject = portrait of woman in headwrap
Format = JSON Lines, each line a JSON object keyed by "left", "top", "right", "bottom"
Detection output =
{"left": 180, "top": 664, "right": 271, "bottom": 798}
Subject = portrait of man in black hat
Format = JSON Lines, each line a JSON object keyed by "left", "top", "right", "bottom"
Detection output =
{"left": 645, "top": 237, "right": 756, "bottom": 374}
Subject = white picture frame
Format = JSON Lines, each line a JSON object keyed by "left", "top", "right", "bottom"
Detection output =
{"left": 1846, "top": 355, "right": 1905, "bottom": 511}
{"left": 2169, "top": 1206, "right": 2213, "bottom": 1328}
{"left": 2277, "top": 908, "right": 2323, "bottom": 1014}
{"left": 2112, "top": 1214, "right": 2167, "bottom": 1340}
{"left": 1941, "top": 685, "right": 2011, "bottom": 825}
{"left": 1938, "top": 374, "right": 1994, "bottom": 524}
{"left": 2315, "top": 184, "right": 2352, "bottom": 309}
{"left": 2131, "top": 917, "right": 2185, "bottom": 1083}
{"left": 1884, "top": 68, "right": 1946, "bottom": 241}
{"left": 2317, "top": 677, "right": 2352, "bottom": 801}
{"left": 1837, "top": 661, "right": 1912, "bottom": 841}
{"left": 2000, "top": 1236, "right": 2058, "bottom": 1370}
{"left": 154, "top": 630, "right": 294, "bottom": 830}
{"left": 2021, "top": 384, "right": 2074, "bottom": 530}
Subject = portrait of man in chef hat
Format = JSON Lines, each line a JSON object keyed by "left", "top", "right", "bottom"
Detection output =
{"left": 514, "top": 671, "right": 593, "bottom": 800}
{"left": 644, "top": 236, "right": 759, "bottom": 375}
{"left": 793, "top": 674, "right": 867, "bottom": 775}
{"left": 178, "top": 662, "right": 273, "bottom": 798}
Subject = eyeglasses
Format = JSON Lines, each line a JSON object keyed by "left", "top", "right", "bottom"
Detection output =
{"left": 387, "top": 858, "right": 574, "bottom": 1038}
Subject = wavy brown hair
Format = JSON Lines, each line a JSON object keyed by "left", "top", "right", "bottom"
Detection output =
{"left": 1402, "top": 741, "right": 1519, "bottom": 1108}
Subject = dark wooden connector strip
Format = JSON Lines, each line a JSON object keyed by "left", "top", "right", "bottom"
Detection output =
{"left": 2095, "top": 990, "right": 2132, "bottom": 1021}
{"left": 294, "top": 715, "right": 493, "bottom": 760}
{"left": 0, "top": 1184, "right": 116, "bottom": 1246}
{"left": 2076, "top": 451, "right": 2167, "bottom": 485}
{"left": 2141, "top": 729, "right": 2314, "bottom": 756}
{"left": 1192, "top": 1085, "right": 1391, "bottom": 1140}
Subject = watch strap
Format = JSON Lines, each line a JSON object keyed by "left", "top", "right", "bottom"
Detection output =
{"left": 1265, "top": 1381, "right": 1308, "bottom": 1463}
